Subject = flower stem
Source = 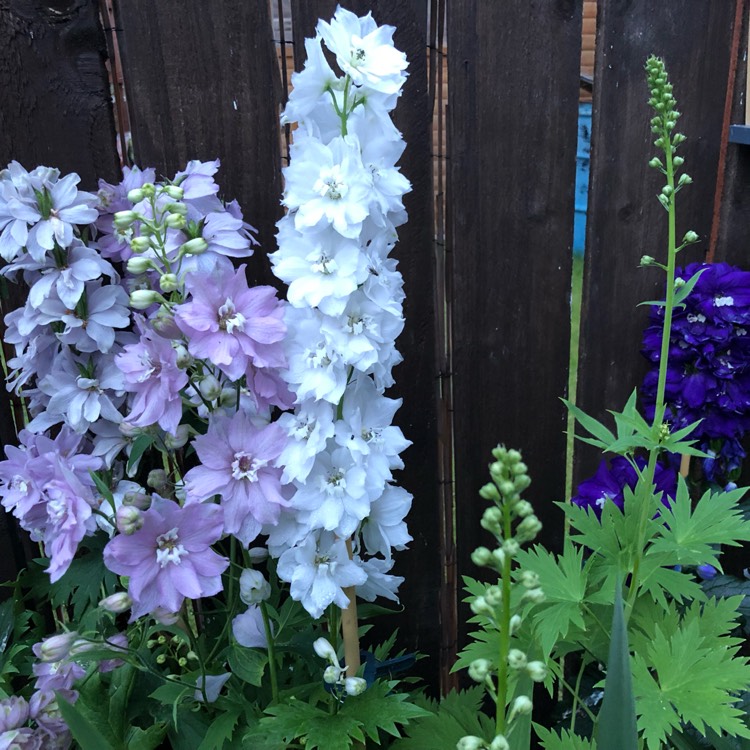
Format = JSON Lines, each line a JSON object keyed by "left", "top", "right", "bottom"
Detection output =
{"left": 260, "top": 600, "right": 280, "bottom": 703}
{"left": 495, "top": 502, "right": 513, "bottom": 735}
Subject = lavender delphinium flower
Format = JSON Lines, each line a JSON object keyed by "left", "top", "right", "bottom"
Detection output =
{"left": 103, "top": 495, "right": 228, "bottom": 619}
{"left": 174, "top": 263, "right": 286, "bottom": 382}
{"left": 184, "top": 411, "right": 288, "bottom": 545}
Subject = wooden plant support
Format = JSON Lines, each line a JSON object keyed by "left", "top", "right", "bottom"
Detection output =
{"left": 341, "top": 538, "right": 361, "bottom": 677}
{"left": 679, "top": 454, "right": 690, "bottom": 479}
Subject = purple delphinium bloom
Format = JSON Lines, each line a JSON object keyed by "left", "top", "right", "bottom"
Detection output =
{"left": 572, "top": 455, "right": 677, "bottom": 515}
{"left": 116, "top": 324, "right": 188, "bottom": 435}
{"left": 642, "top": 262, "right": 750, "bottom": 486}
{"left": 174, "top": 263, "right": 286, "bottom": 382}
{"left": 0, "top": 727, "right": 44, "bottom": 750}
{"left": 184, "top": 411, "right": 289, "bottom": 545}
{"left": 0, "top": 698, "right": 29, "bottom": 734}
{"left": 103, "top": 495, "right": 228, "bottom": 619}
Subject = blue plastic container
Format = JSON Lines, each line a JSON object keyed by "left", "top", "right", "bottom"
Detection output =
{"left": 573, "top": 103, "right": 592, "bottom": 256}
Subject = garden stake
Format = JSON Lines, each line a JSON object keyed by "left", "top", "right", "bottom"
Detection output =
{"left": 680, "top": 454, "right": 690, "bottom": 478}
{"left": 342, "top": 538, "right": 361, "bottom": 677}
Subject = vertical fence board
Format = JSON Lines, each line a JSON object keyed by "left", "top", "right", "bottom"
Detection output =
{"left": 0, "top": 0, "right": 120, "bottom": 587}
{"left": 291, "top": 1, "right": 441, "bottom": 687}
{"left": 448, "top": 0, "right": 582, "bottom": 646}
{"left": 114, "top": 0, "right": 282, "bottom": 283}
{"left": 0, "top": 1, "right": 120, "bottom": 186}
{"left": 576, "top": 1, "right": 738, "bottom": 484}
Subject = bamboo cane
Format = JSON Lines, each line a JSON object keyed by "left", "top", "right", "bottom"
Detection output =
{"left": 341, "top": 538, "right": 361, "bottom": 677}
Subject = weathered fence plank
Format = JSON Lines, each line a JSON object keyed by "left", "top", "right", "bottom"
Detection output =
{"left": 0, "top": 0, "right": 120, "bottom": 187}
{"left": 448, "top": 0, "right": 582, "bottom": 648}
{"left": 576, "top": 0, "right": 739, "bottom": 484}
{"left": 114, "top": 0, "right": 283, "bottom": 282}
{"left": 291, "top": 0, "right": 442, "bottom": 688}
{"left": 0, "top": 0, "right": 120, "bottom": 588}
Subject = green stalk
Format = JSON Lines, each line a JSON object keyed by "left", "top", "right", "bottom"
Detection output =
{"left": 626, "top": 96, "right": 678, "bottom": 616}
{"left": 260, "top": 601, "right": 280, "bottom": 703}
{"left": 495, "top": 501, "right": 513, "bottom": 735}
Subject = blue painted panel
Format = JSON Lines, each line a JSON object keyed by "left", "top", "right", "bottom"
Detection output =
{"left": 573, "top": 103, "right": 592, "bottom": 256}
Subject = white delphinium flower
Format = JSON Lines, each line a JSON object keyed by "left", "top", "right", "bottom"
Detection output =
{"left": 361, "top": 484, "right": 412, "bottom": 559}
{"left": 317, "top": 7, "right": 407, "bottom": 95}
{"left": 291, "top": 446, "right": 372, "bottom": 538}
{"left": 354, "top": 555, "right": 404, "bottom": 603}
{"left": 283, "top": 135, "right": 372, "bottom": 239}
{"left": 282, "top": 307, "right": 349, "bottom": 404}
{"left": 276, "top": 532, "right": 367, "bottom": 619}
{"left": 270, "top": 219, "right": 368, "bottom": 316}
{"left": 239, "top": 569, "right": 272, "bottom": 605}
{"left": 276, "top": 401, "right": 335, "bottom": 483}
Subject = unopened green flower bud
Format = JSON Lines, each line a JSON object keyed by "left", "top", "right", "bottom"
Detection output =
{"left": 123, "top": 490, "right": 150, "bottom": 509}
{"left": 166, "top": 201, "right": 188, "bottom": 215}
{"left": 491, "top": 446, "right": 508, "bottom": 461}
{"left": 174, "top": 344, "right": 191, "bottom": 369}
{"left": 491, "top": 548, "right": 506, "bottom": 567}
{"left": 640, "top": 255, "right": 655, "bottom": 266}
{"left": 489, "top": 461, "right": 504, "bottom": 479}
{"left": 485, "top": 585, "right": 502, "bottom": 607}
{"left": 683, "top": 230, "right": 698, "bottom": 244}
{"left": 219, "top": 387, "right": 238, "bottom": 408}
{"left": 114, "top": 210, "right": 138, "bottom": 229}
{"left": 502, "top": 539, "right": 520, "bottom": 557}
{"left": 159, "top": 273, "right": 179, "bottom": 293}
{"left": 178, "top": 657, "right": 187, "bottom": 667}
{"left": 470, "top": 596, "right": 494, "bottom": 617}
{"left": 519, "top": 570, "right": 540, "bottom": 589}
{"left": 164, "top": 424, "right": 190, "bottom": 450}
{"left": 648, "top": 157, "right": 663, "bottom": 169}
{"left": 126, "top": 255, "right": 152, "bottom": 274}
{"left": 515, "top": 500, "right": 533, "bottom": 518}
{"left": 673, "top": 155, "right": 685, "bottom": 167}
{"left": 516, "top": 515, "right": 542, "bottom": 541}
{"left": 674, "top": 277, "right": 686, "bottom": 289}
{"left": 126, "top": 188, "right": 145, "bottom": 203}
{"left": 147, "top": 639, "right": 156, "bottom": 648}
{"left": 523, "top": 587, "right": 546, "bottom": 604}
{"left": 323, "top": 665, "right": 342, "bottom": 684}
{"left": 506, "top": 450, "right": 522, "bottom": 464}
{"left": 489, "top": 736, "right": 510, "bottom": 750}
{"left": 498, "top": 480, "right": 515, "bottom": 497}
{"left": 513, "top": 474, "right": 531, "bottom": 491}
{"left": 147, "top": 469, "right": 169, "bottom": 492}
{"left": 509, "top": 695, "right": 533, "bottom": 720}
{"left": 344, "top": 677, "right": 367, "bottom": 696}
{"left": 199, "top": 374, "right": 222, "bottom": 401}
{"left": 99, "top": 592, "right": 132, "bottom": 613}
{"left": 471, "top": 547, "right": 493, "bottom": 567}
{"left": 456, "top": 736, "right": 485, "bottom": 750}
{"left": 163, "top": 185, "right": 184, "bottom": 200}
{"left": 157, "top": 635, "right": 167, "bottom": 645}
{"left": 39, "top": 632, "right": 78, "bottom": 663}
{"left": 313, "top": 637, "right": 339, "bottom": 664}
{"left": 129, "top": 289, "right": 161, "bottom": 310}
{"left": 526, "top": 661, "right": 547, "bottom": 682}
{"left": 507, "top": 649, "right": 527, "bottom": 670}
{"left": 116, "top": 505, "right": 143, "bottom": 535}
{"left": 187, "top": 651, "right": 199, "bottom": 661}
{"left": 130, "top": 236, "right": 153, "bottom": 255}
{"left": 140, "top": 182, "right": 155, "bottom": 197}
{"left": 512, "top": 462, "right": 527, "bottom": 476}
{"left": 481, "top": 507, "right": 502, "bottom": 532}
{"left": 509, "top": 614, "right": 522, "bottom": 634}
{"left": 181, "top": 237, "right": 208, "bottom": 255}
{"left": 478, "top": 483, "right": 500, "bottom": 501}
{"left": 165, "top": 213, "right": 186, "bottom": 229}
{"left": 468, "top": 658, "right": 492, "bottom": 683}
{"left": 678, "top": 173, "right": 692, "bottom": 186}
{"left": 156, "top": 654, "right": 166, "bottom": 665}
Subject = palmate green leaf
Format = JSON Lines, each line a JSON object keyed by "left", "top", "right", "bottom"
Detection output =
{"left": 125, "top": 724, "right": 169, "bottom": 750}
{"left": 636, "top": 552, "right": 704, "bottom": 608}
{"left": 562, "top": 398, "right": 616, "bottom": 450}
{"left": 391, "top": 687, "right": 494, "bottom": 750}
{"left": 649, "top": 480, "right": 750, "bottom": 568}
{"left": 452, "top": 626, "right": 499, "bottom": 672}
{"left": 515, "top": 540, "right": 589, "bottom": 655}
{"left": 339, "top": 680, "right": 431, "bottom": 741}
{"left": 534, "top": 726, "right": 596, "bottom": 750}
{"left": 258, "top": 701, "right": 357, "bottom": 750}
{"left": 196, "top": 705, "right": 242, "bottom": 750}
{"left": 632, "top": 618, "right": 750, "bottom": 749}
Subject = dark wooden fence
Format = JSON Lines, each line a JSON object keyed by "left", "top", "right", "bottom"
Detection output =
{"left": 0, "top": 0, "right": 747, "bottom": 694}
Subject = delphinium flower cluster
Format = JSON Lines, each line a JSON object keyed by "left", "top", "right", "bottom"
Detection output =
{"left": 268, "top": 5, "right": 413, "bottom": 620}
{"left": 642, "top": 262, "right": 750, "bottom": 489}
{"left": 0, "top": 8, "right": 419, "bottom": 746}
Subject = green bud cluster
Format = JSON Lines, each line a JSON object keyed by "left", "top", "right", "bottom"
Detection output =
{"left": 464, "top": 445, "right": 547, "bottom": 742}
{"left": 147, "top": 630, "right": 194, "bottom": 674}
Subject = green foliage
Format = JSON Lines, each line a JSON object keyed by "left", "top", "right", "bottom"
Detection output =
{"left": 228, "top": 644, "right": 267, "bottom": 687}
{"left": 391, "top": 687, "right": 495, "bottom": 749}
{"left": 595, "top": 579, "right": 638, "bottom": 750}
{"left": 534, "top": 726, "right": 596, "bottom": 750}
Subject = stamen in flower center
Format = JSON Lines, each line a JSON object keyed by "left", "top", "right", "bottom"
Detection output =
{"left": 155, "top": 527, "right": 187, "bottom": 567}
{"left": 311, "top": 253, "right": 338, "bottom": 275}
{"left": 324, "top": 469, "right": 346, "bottom": 495}
{"left": 218, "top": 298, "right": 246, "bottom": 333}
{"left": 314, "top": 166, "right": 347, "bottom": 201}
{"left": 231, "top": 452, "right": 267, "bottom": 481}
